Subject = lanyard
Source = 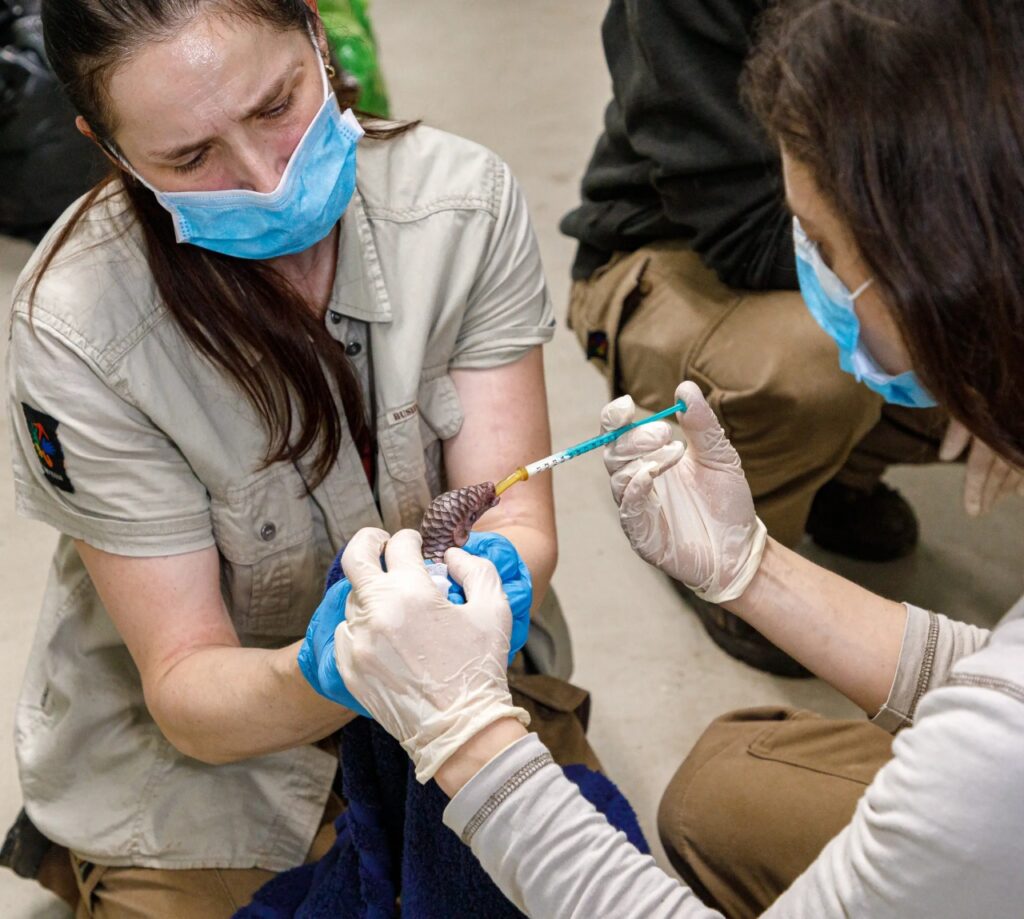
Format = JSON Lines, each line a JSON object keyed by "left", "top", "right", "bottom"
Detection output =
{"left": 364, "top": 326, "right": 380, "bottom": 512}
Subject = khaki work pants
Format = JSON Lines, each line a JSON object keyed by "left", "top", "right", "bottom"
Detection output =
{"left": 59, "top": 673, "right": 596, "bottom": 917}
{"left": 569, "top": 246, "right": 948, "bottom": 547}
{"left": 658, "top": 707, "right": 894, "bottom": 918}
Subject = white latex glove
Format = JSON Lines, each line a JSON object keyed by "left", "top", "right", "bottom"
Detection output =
{"left": 939, "top": 419, "right": 1024, "bottom": 516}
{"left": 334, "top": 527, "right": 530, "bottom": 784}
{"left": 603, "top": 381, "right": 767, "bottom": 604}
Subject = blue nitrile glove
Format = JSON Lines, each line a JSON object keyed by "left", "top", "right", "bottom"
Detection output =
{"left": 297, "top": 531, "right": 532, "bottom": 718}
{"left": 297, "top": 577, "right": 372, "bottom": 717}
{"left": 446, "top": 531, "right": 532, "bottom": 658}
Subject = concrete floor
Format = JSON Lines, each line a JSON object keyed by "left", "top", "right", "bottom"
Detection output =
{"left": 2, "top": 2, "right": 1022, "bottom": 915}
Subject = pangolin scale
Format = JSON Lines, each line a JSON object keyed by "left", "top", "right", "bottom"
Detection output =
{"left": 419, "top": 482, "right": 499, "bottom": 562}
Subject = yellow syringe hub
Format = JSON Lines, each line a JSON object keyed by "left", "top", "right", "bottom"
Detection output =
{"left": 494, "top": 467, "right": 529, "bottom": 496}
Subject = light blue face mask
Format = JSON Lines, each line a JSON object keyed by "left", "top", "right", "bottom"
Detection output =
{"left": 124, "top": 52, "right": 363, "bottom": 260}
{"left": 793, "top": 217, "right": 937, "bottom": 408}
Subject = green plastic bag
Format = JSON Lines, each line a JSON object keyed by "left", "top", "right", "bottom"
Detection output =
{"left": 319, "top": 0, "right": 390, "bottom": 117}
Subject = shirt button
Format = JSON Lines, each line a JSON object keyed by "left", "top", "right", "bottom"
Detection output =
{"left": 329, "top": 311, "right": 343, "bottom": 324}
{"left": 345, "top": 341, "right": 363, "bottom": 357}
{"left": 260, "top": 522, "right": 277, "bottom": 542}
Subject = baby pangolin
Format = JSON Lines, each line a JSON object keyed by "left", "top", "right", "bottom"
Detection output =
{"left": 419, "top": 482, "right": 499, "bottom": 562}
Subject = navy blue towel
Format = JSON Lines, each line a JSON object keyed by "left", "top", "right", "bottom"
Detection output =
{"left": 236, "top": 550, "right": 648, "bottom": 918}
{"left": 236, "top": 719, "right": 648, "bottom": 919}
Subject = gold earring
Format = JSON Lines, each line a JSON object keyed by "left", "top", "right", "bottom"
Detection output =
{"left": 325, "top": 62, "right": 337, "bottom": 79}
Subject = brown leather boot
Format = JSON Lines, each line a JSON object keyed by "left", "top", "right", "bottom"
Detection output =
{"left": 806, "top": 480, "right": 918, "bottom": 561}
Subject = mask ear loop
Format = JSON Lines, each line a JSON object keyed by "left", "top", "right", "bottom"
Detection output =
{"left": 795, "top": 216, "right": 875, "bottom": 305}
{"left": 306, "top": 21, "right": 334, "bottom": 102}
{"left": 849, "top": 278, "right": 874, "bottom": 301}
{"left": 97, "top": 136, "right": 143, "bottom": 185}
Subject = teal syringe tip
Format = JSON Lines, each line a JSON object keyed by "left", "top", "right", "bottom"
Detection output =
{"left": 562, "top": 399, "right": 688, "bottom": 459}
{"left": 521, "top": 399, "right": 688, "bottom": 478}
{"left": 622, "top": 399, "right": 687, "bottom": 433}
{"left": 604, "top": 398, "right": 687, "bottom": 443}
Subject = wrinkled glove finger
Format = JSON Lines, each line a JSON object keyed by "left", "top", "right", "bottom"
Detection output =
{"left": 446, "top": 547, "right": 505, "bottom": 601}
{"left": 333, "top": 621, "right": 363, "bottom": 692}
{"left": 462, "top": 531, "right": 520, "bottom": 581}
{"left": 445, "top": 548, "right": 511, "bottom": 628}
{"left": 674, "top": 381, "right": 739, "bottom": 469}
{"left": 617, "top": 463, "right": 667, "bottom": 563}
{"left": 600, "top": 394, "right": 636, "bottom": 433}
{"left": 342, "top": 527, "right": 391, "bottom": 592}
{"left": 384, "top": 528, "right": 429, "bottom": 573}
{"left": 609, "top": 442, "right": 685, "bottom": 504}
{"left": 603, "top": 421, "right": 675, "bottom": 474}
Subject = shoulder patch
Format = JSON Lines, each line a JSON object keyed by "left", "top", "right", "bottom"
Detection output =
{"left": 21, "top": 404, "right": 75, "bottom": 494}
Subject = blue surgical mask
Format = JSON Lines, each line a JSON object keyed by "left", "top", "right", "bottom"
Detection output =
{"left": 124, "top": 52, "right": 363, "bottom": 260}
{"left": 793, "top": 217, "right": 937, "bottom": 408}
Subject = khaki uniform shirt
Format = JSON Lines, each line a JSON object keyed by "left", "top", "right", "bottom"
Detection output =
{"left": 6, "top": 126, "right": 555, "bottom": 870}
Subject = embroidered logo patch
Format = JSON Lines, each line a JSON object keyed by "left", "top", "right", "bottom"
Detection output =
{"left": 586, "top": 330, "right": 610, "bottom": 363}
{"left": 21, "top": 403, "right": 75, "bottom": 494}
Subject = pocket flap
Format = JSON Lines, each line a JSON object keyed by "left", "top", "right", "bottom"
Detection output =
{"left": 748, "top": 717, "right": 893, "bottom": 786}
{"left": 418, "top": 372, "right": 464, "bottom": 442}
{"left": 211, "top": 466, "right": 313, "bottom": 565}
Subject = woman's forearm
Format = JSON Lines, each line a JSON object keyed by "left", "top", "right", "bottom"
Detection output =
{"left": 442, "top": 733, "right": 719, "bottom": 919}
{"left": 728, "top": 538, "right": 906, "bottom": 714}
{"left": 447, "top": 349, "right": 558, "bottom": 606}
{"left": 148, "top": 640, "right": 355, "bottom": 764}
{"left": 74, "top": 541, "right": 353, "bottom": 765}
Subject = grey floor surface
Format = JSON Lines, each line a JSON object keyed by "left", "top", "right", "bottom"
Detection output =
{"left": 1, "top": 2, "right": 1021, "bottom": 915}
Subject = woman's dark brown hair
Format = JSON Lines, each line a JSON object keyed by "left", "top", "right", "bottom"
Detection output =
{"left": 744, "top": 0, "right": 1024, "bottom": 467}
{"left": 32, "top": 0, "right": 411, "bottom": 485}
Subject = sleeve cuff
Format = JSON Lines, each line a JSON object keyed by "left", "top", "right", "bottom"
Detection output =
{"left": 448, "top": 321, "right": 556, "bottom": 371}
{"left": 871, "top": 603, "right": 939, "bottom": 733}
{"left": 15, "top": 481, "right": 214, "bottom": 557}
{"left": 443, "top": 733, "right": 554, "bottom": 843}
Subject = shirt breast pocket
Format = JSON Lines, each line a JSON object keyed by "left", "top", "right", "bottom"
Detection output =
{"left": 378, "top": 373, "right": 464, "bottom": 486}
{"left": 210, "top": 465, "right": 321, "bottom": 643}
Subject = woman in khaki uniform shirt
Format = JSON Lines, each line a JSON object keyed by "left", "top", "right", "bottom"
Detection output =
{"left": 4, "top": 1, "right": 564, "bottom": 915}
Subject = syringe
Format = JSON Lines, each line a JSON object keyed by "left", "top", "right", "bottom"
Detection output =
{"left": 494, "top": 399, "right": 687, "bottom": 496}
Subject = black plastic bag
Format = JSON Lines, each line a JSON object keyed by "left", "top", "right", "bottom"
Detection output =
{"left": 1, "top": 1, "right": 107, "bottom": 241}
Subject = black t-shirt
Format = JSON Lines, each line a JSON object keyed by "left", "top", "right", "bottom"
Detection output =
{"left": 560, "top": 0, "right": 796, "bottom": 291}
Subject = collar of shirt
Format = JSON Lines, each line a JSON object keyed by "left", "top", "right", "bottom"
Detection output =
{"left": 329, "top": 190, "right": 393, "bottom": 326}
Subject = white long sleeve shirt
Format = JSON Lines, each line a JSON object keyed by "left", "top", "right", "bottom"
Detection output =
{"left": 443, "top": 596, "right": 1024, "bottom": 918}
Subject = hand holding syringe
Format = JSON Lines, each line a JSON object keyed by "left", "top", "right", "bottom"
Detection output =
{"left": 492, "top": 398, "right": 688, "bottom": 496}
{"left": 420, "top": 399, "right": 688, "bottom": 560}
